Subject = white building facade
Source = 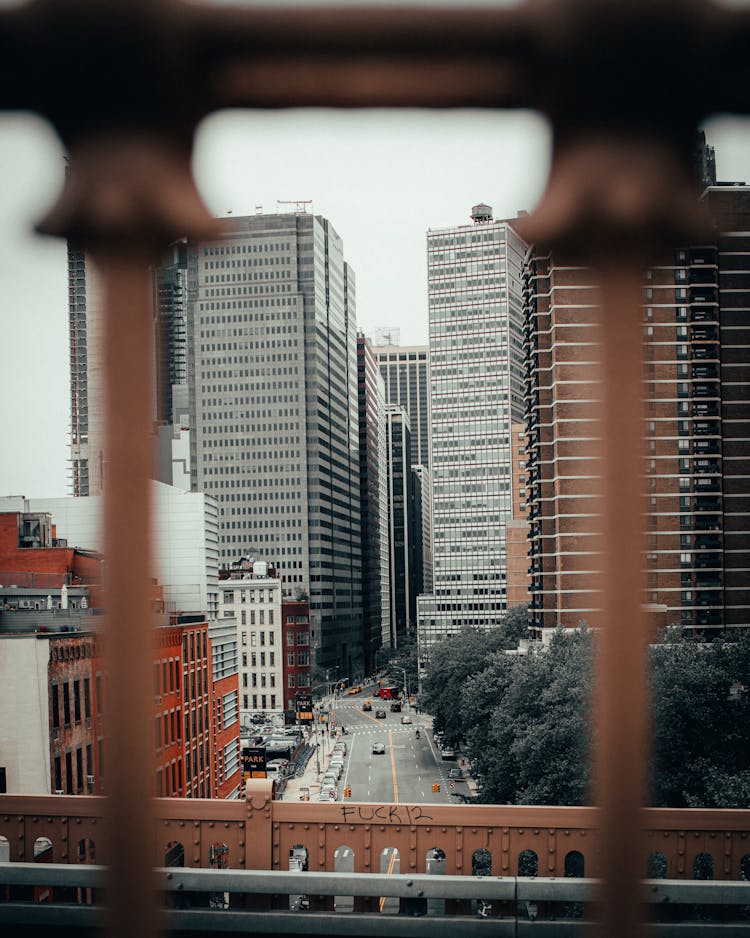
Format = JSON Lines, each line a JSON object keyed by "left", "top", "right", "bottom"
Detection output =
{"left": 418, "top": 204, "right": 528, "bottom": 666}
{"left": 218, "top": 564, "right": 283, "bottom": 726}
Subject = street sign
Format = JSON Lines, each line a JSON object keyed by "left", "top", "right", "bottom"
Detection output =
{"left": 242, "top": 747, "right": 267, "bottom": 778}
{"left": 328, "top": 788, "right": 336, "bottom": 801}
{"left": 296, "top": 694, "right": 314, "bottom": 723}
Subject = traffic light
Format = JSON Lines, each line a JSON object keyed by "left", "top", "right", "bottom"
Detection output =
{"left": 344, "top": 787, "right": 352, "bottom": 798}
{"left": 432, "top": 783, "right": 440, "bottom": 793}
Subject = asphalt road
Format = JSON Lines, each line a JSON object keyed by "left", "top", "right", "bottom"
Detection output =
{"left": 323, "top": 686, "right": 466, "bottom": 805}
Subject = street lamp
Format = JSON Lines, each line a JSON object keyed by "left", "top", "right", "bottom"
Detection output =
{"left": 396, "top": 666, "right": 409, "bottom": 703}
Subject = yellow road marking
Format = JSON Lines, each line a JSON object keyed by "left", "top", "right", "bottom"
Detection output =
{"left": 388, "top": 729, "right": 398, "bottom": 803}
{"left": 379, "top": 848, "right": 397, "bottom": 911}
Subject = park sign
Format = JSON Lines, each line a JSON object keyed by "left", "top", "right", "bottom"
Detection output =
{"left": 242, "top": 747, "right": 267, "bottom": 779}
{"left": 296, "top": 693, "right": 314, "bottom": 723}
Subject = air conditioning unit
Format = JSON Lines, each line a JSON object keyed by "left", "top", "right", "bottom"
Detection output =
{"left": 86, "top": 775, "right": 95, "bottom": 786}
{"left": 52, "top": 729, "right": 59, "bottom": 741}
{"left": 55, "top": 789, "right": 64, "bottom": 795}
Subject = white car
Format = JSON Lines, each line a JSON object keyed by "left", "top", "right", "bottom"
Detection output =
{"left": 372, "top": 741, "right": 386, "bottom": 755}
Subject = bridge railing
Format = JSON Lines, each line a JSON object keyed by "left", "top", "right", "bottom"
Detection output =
{"left": 2, "top": 862, "right": 750, "bottom": 936}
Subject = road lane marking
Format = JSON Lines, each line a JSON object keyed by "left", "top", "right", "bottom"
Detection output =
{"left": 380, "top": 848, "right": 397, "bottom": 911}
{"left": 388, "top": 730, "right": 398, "bottom": 803}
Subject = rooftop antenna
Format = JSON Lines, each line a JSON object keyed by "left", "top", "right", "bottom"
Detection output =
{"left": 277, "top": 200, "right": 313, "bottom": 214}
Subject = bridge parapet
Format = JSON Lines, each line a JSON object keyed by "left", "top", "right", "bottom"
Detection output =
{"left": 1, "top": 791, "right": 748, "bottom": 884}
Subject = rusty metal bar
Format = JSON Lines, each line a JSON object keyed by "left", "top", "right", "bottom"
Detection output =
{"left": 97, "top": 252, "right": 160, "bottom": 938}
{"left": 596, "top": 265, "right": 650, "bottom": 938}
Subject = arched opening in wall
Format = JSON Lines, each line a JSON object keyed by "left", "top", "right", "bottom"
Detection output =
{"left": 76, "top": 838, "right": 96, "bottom": 906}
{"left": 33, "top": 837, "right": 54, "bottom": 904}
{"left": 379, "top": 846, "right": 400, "bottom": 914}
{"left": 472, "top": 848, "right": 493, "bottom": 919}
{"left": 164, "top": 841, "right": 187, "bottom": 909}
{"left": 647, "top": 852, "right": 668, "bottom": 879}
{"left": 0, "top": 835, "right": 9, "bottom": 903}
{"left": 334, "top": 845, "right": 354, "bottom": 913}
{"left": 693, "top": 852, "right": 714, "bottom": 880}
{"left": 563, "top": 850, "right": 585, "bottom": 920}
{"left": 209, "top": 842, "right": 230, "bottom": 910}
{"left": 518, "top": 849, "right": 539, "bottom": 921}
{"left": 424, "top": 847, "right": 446, "bottom": 915}
{"left": 289, "top": 844, "right": 310, "bottom": 912}
{"left": 519, "top": 849, "right": 539, "bottom": 877}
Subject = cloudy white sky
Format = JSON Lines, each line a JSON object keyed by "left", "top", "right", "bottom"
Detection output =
{"left": 1, "top": 0, "right": 750, "bottom": 499}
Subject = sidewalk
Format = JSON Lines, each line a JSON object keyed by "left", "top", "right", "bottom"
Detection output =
{"left": 282, "top": 727, "right": 342, "bottom": 801}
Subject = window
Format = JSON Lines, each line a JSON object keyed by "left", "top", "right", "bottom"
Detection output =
{"left": 287, "top": 631, "right": 294, "bottom": 644}
{"left": 241, "top": 631, "right": 247, "bottom": 646}
{"left": 288, "top": 673, "right": 296, "bottom": 687}
{"left": 296, "top": 631, "right": 308, "bottom": 645}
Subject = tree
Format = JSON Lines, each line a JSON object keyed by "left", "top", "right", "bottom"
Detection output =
{"left": 463, "top": 628, "right": 594, "bottom": 805}
{"left": 420, "top": 606, "right": 530, "bottom": 748}
{"left": 650, "top": 629, "right": 750, "bottom": 808}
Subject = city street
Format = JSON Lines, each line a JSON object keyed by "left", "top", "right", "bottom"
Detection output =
{"left": 290, "top": 685, "right": 467, "bottom": 805}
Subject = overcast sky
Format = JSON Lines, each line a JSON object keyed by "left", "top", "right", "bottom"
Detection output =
{"left": 1, "top": 1, "right": 750, "bottom": 499}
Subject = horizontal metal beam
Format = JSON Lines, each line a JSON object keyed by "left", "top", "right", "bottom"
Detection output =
{"left": 2, "top": 864, "right": 749, "bottom": 909}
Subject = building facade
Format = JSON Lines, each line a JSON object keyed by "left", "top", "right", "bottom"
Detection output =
{"left": 186, "top": 212, "right": 363, "bottom": 676}
{"left": 219, "top": 561, "right": 283, "bottom": 725}
{"left": 522, "top": 183, "right": 750, "bottom": 633}
{"left": 385, "top": 404, "right": 417, "bottom": 647}
{"left": 281, "top": 598, "right": 312, "bottom": 713}
{"left": 418, "top": 204, "right": 528, "bottom": 662}
{"left": 375, "top": 343, "right": 432, "bottom": 470}
{"left": 357, "top": 336, "right": 390, "bottom": 668}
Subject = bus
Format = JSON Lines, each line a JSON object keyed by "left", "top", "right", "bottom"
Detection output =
{"left": 376, "top": 685, "right": 400, "bottom": 700}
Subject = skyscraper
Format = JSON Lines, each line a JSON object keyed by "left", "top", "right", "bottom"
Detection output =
{"left": 186, "top": 212, "right": 363, "bottom": 675}
{"left": 375, "top": 344, "right": 432, "bottom": 470}
{"left": 357, "top": 336, "right": 390, "bottom": 670}
{"left": 418, "top": 204, "right": 528, "bottom": 660}
{"left": 523, "top": 183, "right": 750, "bottom": 634}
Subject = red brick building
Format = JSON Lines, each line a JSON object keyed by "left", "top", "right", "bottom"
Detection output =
{"left": 281, "top": 599, "right": 311, "bottom": 712}
{"left": 1, "top": 507, "right": 240, "bottom": 798}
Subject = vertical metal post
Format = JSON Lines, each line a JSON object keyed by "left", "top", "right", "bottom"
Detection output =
{"left": 98, "top": 253, "right": 159, "bottom": 938}
{"left": 596, "top": 264, "right": 649, "bottom": 938}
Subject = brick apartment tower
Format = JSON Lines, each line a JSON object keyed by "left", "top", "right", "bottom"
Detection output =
{"left": 523, "top": 182, "right": 750, "bottom": 633}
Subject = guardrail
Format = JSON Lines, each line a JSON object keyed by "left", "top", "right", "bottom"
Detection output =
{"left": 1, "top": 864, "right": 749, "bottom": 936}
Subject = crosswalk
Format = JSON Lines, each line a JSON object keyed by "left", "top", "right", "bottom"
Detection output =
{"left": 329, "top": 724, "right": 423, "bottom": 738}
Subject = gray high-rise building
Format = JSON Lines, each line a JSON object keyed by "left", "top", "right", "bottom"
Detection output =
{"left": 185, "top": 212, "right": 363, "bottom": 676}
{"left": 418, "top": 204, "right": 527, "bottom": 664}
{"left": 375, "top": 344, "right": 431, "bottom": 470}
{"left": 357, "top": 335, "right": 391, "bottom": 670}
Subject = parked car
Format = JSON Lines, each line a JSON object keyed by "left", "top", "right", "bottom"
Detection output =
{"left": 389, "top": 701, "right": 402, "bottom": 712}
{"left": 362, "top": 701, "right": 372, "bottom": 711}
{"left": 400, "top": 715, "right": 412, "bottom": 724}
{"left": 441, "top": 748, "right": 457, "bottom": 760}
{"left": 333, "top": 742, "right": 347, "bottom": 756}
{"left": 372, "top": 741, "right": 386, "bottom": 755}
{"left": 375, "top": 709, "right": 387, "bottom": 719}
{"left": 448, "top": 767, "right": 464, "bottom": 780}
